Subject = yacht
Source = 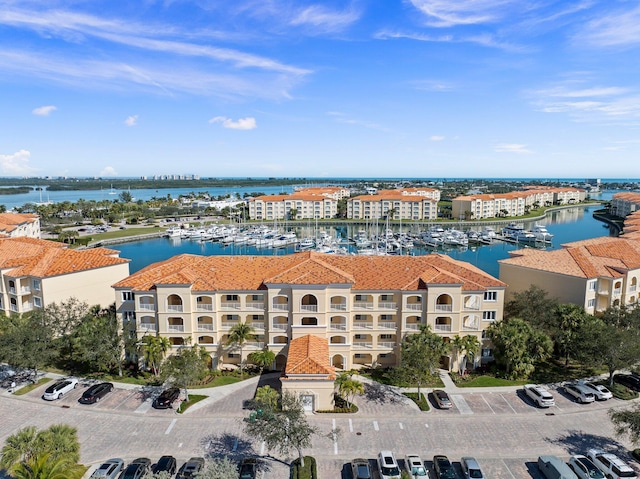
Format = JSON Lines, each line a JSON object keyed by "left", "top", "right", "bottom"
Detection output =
{"left": 502, "top": 223, "right": 537, "bottom": 243}
{"left": 531, "top": 224, "right": 554, "bottom": 242}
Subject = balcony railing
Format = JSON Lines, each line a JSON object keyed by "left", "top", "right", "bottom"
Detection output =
{"left": 251, "top": 322, "right": 265, "bottom": 330}
{"left": 272, "top": 303, "right": 289, "bottom": 311}
{"left": 221, "top": 322, "right": 240, "bottom": 330}
{"left": 196, "top": 304, "right": 213, "bottom": 312}
{"left": 434, "top": 324, "right": 452, "bottom": 332}
{"left": 272, "top": 323, "right": 288, "bottom": 330}
{"left": 613, "top": 288, "right": 622, "bottom": 296}
{"left": 462, "top": 322, "right": 479, "bottom": 331}
{"left": 405, "top": 303, "right": 422, "bottom": 311}
{"left": 630, "top": 285, "right": 637, "bottom": 293}
{"left": 197, "top": 324, "right": 215, "bottom": 332}
{"left": 246, "top": 342, "right": 265, "bottom": 349}
{"left": 139, "top": 303, "right": 155, "bottom": 311}
{"left": 330, "top": 323, "right": 347, "bottom": 331}
{"left": 330, "top": 304, "right": 347, "bottom": 311}
{"left": 404, "top": 323, "right": 421, "bottom": 330}
{"left": 246, "top": 302, "right": 265, "bottom": 310}
{"left": 353, "top": 322, "right": 373, "bottom": 329}
{"left": 167, "top": 305, "right": 183, "bottom": 312}
{"left": 435, "top": 304, "right": 453, "bottom": 312}
{"left": 168, "top": 325, "right": 185, "bottom": 332}
{"left": 300, "top": 305, "right": 318, "bottom": 312}
{"left": 353, "top": 302, "right": 373, "bottom": 310}
{"left": 353, "top": 342, "right": 373, "bottom": 349}
{"left": 378, "top": 342, "right": 396, "bottom": 349}
{"left": 139, "top": 323, "right": 157, "bottom": 332}
{"left": 221, "top": 302, "right": 241, "bottom": 310}
{"left": 463, "top": 305, "right": 480, "bottom": 311}
{"left": 378, "top": 322, "right": 397, "bottom": 329}
{"left": 378, "top": 302, "right": 397, "bottom": 310}
{"left": 20, "top": 287, "right": 31, "bottom": 294}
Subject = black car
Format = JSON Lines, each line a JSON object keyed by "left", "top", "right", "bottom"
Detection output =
{"left": 613, "top": 374, "right": 640, "bottom": 391}
{"left": 433, "top": 455, "right": 458, "bottom": 479}
{"left": 119, "top": 459, "right": 151, "bottom": 479}
{"left": 152, "top": 387, "right": 180, "bottom": 409}
{"left": 238, "top": 458, "right": 258, "bottom": 479}
{"left": 152, "top": 456, "right": 177, "bottom": 475}
{"left": 78, "top": 382, "right": 114, "bottom": 404}
{"left": 176, "top": 457, "right": 205, "bottom": 479}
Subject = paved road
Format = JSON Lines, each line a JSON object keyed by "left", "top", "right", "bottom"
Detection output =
{"left": 1, "top": 375, "right": 638, "bottom": 479}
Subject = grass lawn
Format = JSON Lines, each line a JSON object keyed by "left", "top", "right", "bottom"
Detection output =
{"left": 529, "top": 360, "right": 603, "bottom": 384}
{"left": 13, "top": 377, "right": 52, "bottom": 396}
{"left": 85, "top": 226, "right": 162, "bottom": 242}
{"left": 359, "top": 368, "right": 444, "bottom": 388}
{"left": 455, "top": 375, "right": 528, "bottom": 388}
{"left": 190, "top": 375, "right": 243, "bottom": 388}
{"left": 403, "top": 392, "right": 430, "bottom": 411}
{"left": 177, "top": 394, "right": 207, "bottom": 413}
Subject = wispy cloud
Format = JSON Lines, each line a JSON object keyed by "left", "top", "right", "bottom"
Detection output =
{"left": 574, "top": 4, "right": 640, "bottom": 47}
{"left": 494, "top": 143, "right": 533, "bottom": 154}
{"left": 0, "top": 149, "right": 38, "bottom": 175}
{"left": 375, "top": 30, "right": 527, "bottom": 52}
{"left": 430, "top": 135, "right": 445, "bottom": 141}
{"left": 32, "top": 105, "right": 57, "bottom": 116}
{"left": 209, "top": 116, "right": 257, "bottom": 130}
{"left": 290, "top": 4, "right": 360, "bottom": 33}
{"left": 326, "top": 111, "right": 389, "bottom": 132}
{"left": 410, "top": 79, "right": 456, "bottom": 92}
{"left": 407, "top": 0, "right": 517, "bottom": 28}
{"left": 124, "top": 115, "right": 138, "bottom": 127}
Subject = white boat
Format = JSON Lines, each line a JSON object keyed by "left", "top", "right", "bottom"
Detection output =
{"left": 163, "top": 227, "right": 182, "bottom": 238}
{"left": 502, "top": 223, "right": 537, "bottom": 243}
{"left": 532, "top": 224, "right": 554, "bottom": 242}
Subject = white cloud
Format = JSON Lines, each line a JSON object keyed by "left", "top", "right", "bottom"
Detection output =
{"left": 575, "top": 4, "right": 640, "bottom": 47}
{"left": 209, "top": 116, "right": 257, "bottom": 130}
{"left": 494, "top": 144, "right": 533, "bottom": 154}
{"left": 0, "top": 150, "right": 38, "bottom": 175}
{"left": 125, "top": 115, "right": 138, "bottom": 127}
{"left": 290, "top": 5, "right": 360, "bottom": 33}
{"left": 430, "top": 135, "right": 445, "bottom": 141}
{"left": 100, "top": 166, "right": 118, "bottom": 177}
{"left": 407, "top": 0, "right": 516, "bottom": 27}
{"left": 32, "top": 105, "right": 56, "bottom": 116}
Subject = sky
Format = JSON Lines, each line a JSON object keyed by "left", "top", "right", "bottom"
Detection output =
{"left": 1, "top": 0, "right": 640, "bottom": 179}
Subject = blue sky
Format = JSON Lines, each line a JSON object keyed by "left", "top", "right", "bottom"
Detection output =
{"left": 1, "top": 0, "right": 639, "bottom": 179}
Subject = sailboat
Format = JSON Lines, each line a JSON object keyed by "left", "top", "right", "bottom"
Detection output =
{"left": 108, "top": 184, "right": 117, "bottom": 195}
{"left": 35, "top": 187, "right": 54, "bottom": 206}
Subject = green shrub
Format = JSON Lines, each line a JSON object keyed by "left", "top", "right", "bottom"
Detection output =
{"left": 291, "top": 456, "right": 317, "bottom": 479}
{"left": 599, "top": 381, "right": 639, "bottom": 400}
{"left": 403, "top": 392, "right": 430, "bottom": 411}
{"left": 177, "top": 394, "right": 207, "bottom": 413}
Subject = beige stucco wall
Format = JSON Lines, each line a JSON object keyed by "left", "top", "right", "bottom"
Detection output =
{"left": 281, "top": 378, "right": 335, "bottom": 411}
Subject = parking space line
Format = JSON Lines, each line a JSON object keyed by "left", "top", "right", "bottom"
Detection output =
{"left": 482, "top": 394, "right": 496, "bottom": 414}
{"left": 332, "top": 419, "right": 338, "bottom": 455}
{"left": 451, "top": 394, "right": 473, "bottom": 414}
{"left": 349, "top": 418, "right": 353, "bottom": 433}
{"left": 399, "top": 422, "right": 404, "bottom": 430}
{"left": 113, "top": 390, "right": 138, "bottom": 410}
{"left": 373, "top": 421, "right": 379, "bottom": 431}
{"left": 425, "top": 423, "right": 429, "bottom": 429}
{"left": 502, "top": 459, "right": 517, "bottom": 479}
{"left": 164, "top": 418, "right": 176, "bottom": 435}
{"left": 501, "top": 394, "right": 518, "bottom": 414}
{"left": 260, "top": 441, "right": 265, "bottom": 455}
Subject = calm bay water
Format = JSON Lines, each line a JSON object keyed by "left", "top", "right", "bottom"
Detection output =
{"left": 112, "top": 204, "right": 612, "bottom": 278}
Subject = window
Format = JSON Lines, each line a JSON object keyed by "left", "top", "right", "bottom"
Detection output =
{"left": 355, "top": 354, "right": 367, "bottom": 359}
{"left": 225, "top": 294, "right": 239, "bottom": 301}
{"left": 484, "top": 291, "right": 497, "bottom": 301}
{"left": 354, "top": 315, "right": 367, "bottom": 321}
{"left": 481, "top": 329, "right": 487, "bottom": 339}
{"left": 123, "top": 311, "right": 135, "bottom": 321}
{"left": 228, "top": 353, "right": 239, "bottom": 358}
{"left": 587, "top": 298, "right": 595, "bottom": 308}
{"left": 483, "top": 311, "right": 497, "bottom": 321}
{"left": 122, "top": 291, "right": 134, "bottom": 301}
{"left": 32, "top": 279, "right": 41, "bottom": 291}
{"left": 251, "top": 294, "right": 262, "bottom": 301}
{"left": 380, "top": 294, "right": 393, "bottom": 301}
{"left": 380, "top": 314, "right": 393, "bottom": 321}
{"left": 354, "top": 334, "right": 367, "bottom": 340}
{"left": 380, "top": 334, "right": 393, "bottom": 340}
{"left": 33, "top": 297, "right": 42, "bottom": 308}
{"left": 379, "top": 354, "right": 390, "bottom": 359}
{"left": 588, "top": 280, "right": 597, "bottom": 291}
{"left": 481, "top": 348, "right": 493, "bottom": 358}
{"left": 355, "top": 295, "right": 367, "bottom": 302}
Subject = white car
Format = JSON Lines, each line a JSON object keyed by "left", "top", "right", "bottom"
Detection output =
{"left": 579, "top": 381, "right": 613, "bottom": 400}
{"left": 564, "top": 383, "right": 595, "bottom": 403}
{"left": 587, "top": 449, "right": 637, "bottom": 479}
{"left": 523, "top": 384, "right": 555, "bottom": 408}
{"left": 377, "top": 451, "right": 401, "bottom": 479}
{"left": 568, "top": 455, "right": 605, "bottom": 479}
{"left": 404, "top": 454, "right": 428, "bottom": 477}
{"left": 42, "top": 378, "right": 78, "bottom": 400}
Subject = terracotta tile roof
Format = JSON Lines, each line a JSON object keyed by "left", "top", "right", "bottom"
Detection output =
{"left": 613, "top": 192, "right": 640, "bottom": 204}
{"left": 500, "top": 236, "right": 640, "bottom": 279}
{"left": 0, "top": 213, "right": 38, "bottom": 235}
{"left": 284, "top": 334, "right": 335, "bottom": 379}
{"left": 0, "top": 237, "right": 128, "bottom": 278}
{"left": 115, "top": 251, "right": 504, "bottom": 292}
{"left": 350, "top": 191, "right": 437, "bottom": 202}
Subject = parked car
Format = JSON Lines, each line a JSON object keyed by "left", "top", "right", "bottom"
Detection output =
{"left": 351, "top": 458, "right": 372, "bottom": 479}
{"left": 568, "top": 455, "right": 605, "bottom": 479}
{"left": 537, "top": 455, "right": 578, "bottom": 479}
{"left": 176, "top": 457, "right": 205, "bottom": 479}
{"left": 152, "top": 387, "right": 180, "bottom": 409}
{"left": 433, "top": 455, "right": 458, "bottom": 479}
{"left": 587, "top": 449, "right": 637, "bottom": 479}
{"left": 377, "top": 451, "right": 401, "bottom": 479}
{"left": 613, "top": 374, "right": 640, "bottom": 392}
{"left": 238, "top": 457, "right": 257, "bottom": 479}
{"left": 152, "top": 455, "right": 177, "bottom": 475}
{"left": 564, "top": 383, "right": 595, "bottom": 404}
{"left": 433, "top": 389, "right": 452, "bottom": 409}
{"left": 119, "top": 458, "right": 151, "bottom": 479}
{"left": 90, "top": 458, "right": 124, "bottom": 479}
{"left": 460, "top": 457, "right": 484, "bottom": 479}
{"left": 42, "top": 378, "right": 78, "bottom": 401}
{"left": 79, "top": 382, "right": 114, "bottom": 404}
{"left": 404, "top": 454, "right": 428, "bottom": 477}
{"left": 578, "top": 381, "right": 613, "bottom": 400}
{"left": 523, "top": 384, "right": 555, "bottom": 408}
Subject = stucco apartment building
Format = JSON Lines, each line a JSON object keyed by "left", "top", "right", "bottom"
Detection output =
{"left": 113, "top": 251, "right": 505, "bottom": 372}
{"left": 452, "top": 187, "right": 586, "bottom": 220}
{"left": 347, "top": 188, "right": 441, "bottom": 221}
{"left": 0, "top": 237, "right": 130, "bottom": 315}
{"left": 610, "top": 192, "right": 640, "bottom": 218}
{"left": 0, "top": 213, "right": 40, "bottom": 238}
{"left": 499, "top": 236, "right": 640, "bottom": 315}
{"left": 247, "top": 187, "right": 350, "bottom": 221}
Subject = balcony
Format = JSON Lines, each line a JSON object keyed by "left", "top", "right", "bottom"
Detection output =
{"left": 272, "top": 323, "right": 288, "bottom": 331}
{"left": 378, "top": 342, "right": 396, "bottom": 349}
{"left": 463, "top": 305, "right": 480, "bottom": 311}
{"left": 353, "top": 322, "right": 373, "bottom": 329}
{"left": 353, "top": 342, "right": 373, "bottom": 349}
{"left": 20, "top": 286, "right": 31, "bottom": 295}
{"left": 168, "top": 325, "right": 185, "bottom": 332}
{"left": 250, "top": 322, "right": 265, "bottom": 331}
{"left": 139, "top": 303, "right": 155, "bottom": 311}
{"left": 613, "top": 288, "right": 622, "bottom": 296}
{"left": 300, "top": 305, "right": 318, "bottom": 312}
{"left": 405, "top": 304, "right": 422, "bottom": 311}
{"left": 196, "top": 304, "right": 213, "bottom": 312}
{"left": 139, "top": 322, "right": 157, "bottom": 332}
{"left": 353, "top": 302, "right": 373, "bottom": 310}
{"left": 167, "top": 305, "right": 183, "bottom": 313}
{"left": 404, "top": 323, "right": 421, "bottom": 330}
{"left": 630, "top": 285, "right": 637, "bottom": 293}
{"left": 462, "top": 321, "right": 479, "bottom": 331}
{"left": 246, "top": 342, "right": 265, "bottom": 349}
{"left": 434, "top": 324, "right": 452, "bottom": 332}
{"left": 330, "top": 304, "right": 347, "bottom": 311}
{"left": 378, "top": 302, "right": 397, "bottom": 310}
{"left": 435, "top": 304, "right": 453, "bottom": 312}
{"left": 377, "top": 322, "right": 397, "bottom": 330}
{"left": 197, "top": 324, "right": 215, "bottom": 332}
{"left": 272, "top": 303, "right": 289, "bottom": 311}
{"left": 221, "top": 322, "right": 240, "bottom": 330}
{"left": 221, "top": 302, "right": 241, "bottom": 310}
{"left": 246, "top": 302, "right": 265, "bottom": 310}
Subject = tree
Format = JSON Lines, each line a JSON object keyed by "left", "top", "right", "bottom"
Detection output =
{"left": 72, "top": 306, "right": 123, "bottom": 375}
{"left": 488, "top": 318, "right": 553, "bottom": 379}
{"left": 335, "top": 372, "right": 364, "bottom": 408}
{"left": 395, "top": 325, "right": 449, "bottom": 400}
{"left": 11, "top": 453, "right": 85, "bottom": 479}
{"left": 192, "top": 457, "right": 241, "bottom": 479}
{"left": 452, "top": 335, "right": 481, "bottom": 374}
{"left": 504, "top": 285, "right": 558, "bottom": 330}
{"left": 288, "top": 208, "right": 299, "bottom": 220}
{"left": 45, "top": 298, "right": 91, "bottom": 367}
{"left": 551, "top": 304, "right": 588, "bottom": 366}
{"left": 244, "top": 391, "right": 317, "bottom": 467}
{"left": 0, "top": 313, "right": 57, "bottom": 373}
{"left": 160, "top": 344, "right": 209, "bottom": 402}
{"left": 610, "top": 403, "right": 640, "bottom": 447}
{"left": 226, "top": 322, "right": 255, "bottom": 376}
{"left": 248, "top": 349, "right": 276, "bottom": 373}
{"left": 254, "top": 385, "right": 280, "bottom": 411}
{"left": 140, "top": 335, "right": 171, "bottom": 376}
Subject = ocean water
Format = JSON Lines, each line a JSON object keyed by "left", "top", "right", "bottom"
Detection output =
{"left": 112, "top": 204, "right": 611, "bottom": 278}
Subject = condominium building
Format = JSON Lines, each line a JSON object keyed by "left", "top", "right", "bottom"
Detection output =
{"left": 452, "top": 187, "right": 586, "bottom": 220}
{"left": 114, "top": 252, "right": 505, "bottom": 372}
{"left": 247, "top": 187, "right": 347, "bottom": 220}
{"left": 610, "top": 192, "right": 640, "bottom": 218}
{"left": 0, "top": 213, "right": 40, "bottom": 238}
{"left": 347, "top": 188, "right": 440, "bottom": 220}
{"left": 0, "top": 237, "right": 130, "bottom": 315}
{"left": 499, "top": 236, "right": 640, "bottom": 314}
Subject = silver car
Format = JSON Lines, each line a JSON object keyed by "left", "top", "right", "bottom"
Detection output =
{"left": 90, "top": 458, "right": 124, "bottom": 479}
{"left": 579, "top": 381, "right": 613, "bottom": 400}
{"left": 460, "top": 457, "right": 484, "bottom": 479}
{"left": 568, "top": 455, "right": 605, "bottom": 479}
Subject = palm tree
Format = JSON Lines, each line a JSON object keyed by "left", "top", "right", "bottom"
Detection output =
{"left": 0, "top": 426, "right": 39, "bottom": 472}
{"left": 226, "top": 322, "right": 255, "bottom": 376}
{"left": 254, "top": 385, "right": 280, "bottom": 411}
{"left": 141, "top": 335, "right": 171, "bottom": 376}
{"left": 12, "top": 453, "right": 85, "bottom": 479}
{"left": 248, "top": 349, "right": 276, "bottom": 373}
{"left": 37, "top": 424, "right": 80, "bottom": 465}
{"left": 340, "top": 378, "right": 364, "bottom": 408}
